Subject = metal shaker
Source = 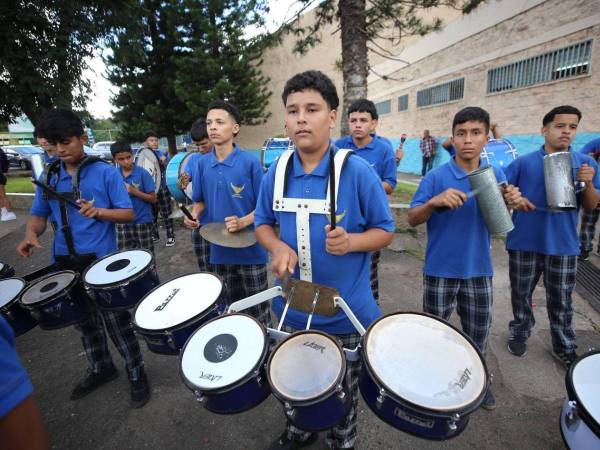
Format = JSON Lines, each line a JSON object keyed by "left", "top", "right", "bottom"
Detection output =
{"left": 543, "top": 152, "right": 577, "bottom": 210}
{"left": 468, "top": 165, "right": 514, "bottom": 235}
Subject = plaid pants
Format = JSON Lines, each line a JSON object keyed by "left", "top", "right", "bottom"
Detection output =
{"left": 116, "top": 222, "right": 154, "bottom": 254}
{"left": 508, "top": 250, "right": 577, "bottom": 353}
{"left": 153, "top": 185, "right": 174, "bottom": 239}
{"left": 191, "top": 227, "right": 211, "bottom": 272}
{"left": 211, "top": 263, "right": 273, "bottom": 328}
{"left": 281, "top": 324, "right": 361, "bottom": 449}
{"left": 74, "top": 301, "right": 144, "bottom": 381}
{"left": 579, "top": 207, "right": 600, "bottom": 252}
{"left": 370, "top": 250, "right": 381, "bottom": 304}
{"left": 423, "top": 275, "right": 493, "bottom": 355}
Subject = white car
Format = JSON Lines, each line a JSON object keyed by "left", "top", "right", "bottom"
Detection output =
{"left": 88, "top": 141, "right": 115, "bottom": 160}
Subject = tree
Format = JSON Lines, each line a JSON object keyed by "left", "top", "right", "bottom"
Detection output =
{"left": 282, "top": 0, "right": 484, "bottom": 135}
{"left": 0, "top": 1, "right": 130, "bottom": 125}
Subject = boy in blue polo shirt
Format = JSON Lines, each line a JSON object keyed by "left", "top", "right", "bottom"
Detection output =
{"left": 408, "top": 107, "right": 526, "bottom": 410}
{"left": 111, "top": 141, "right": 157, "bottom": 253}
{"left": 577, "top": 137, "right": 600, "bottom": 260}
{"left": 16, "top": 109, "right": 151, "bottom": 408}
{"left": 183, "top": 100, "right": 271, "bottom": 326}
{"left": 335, "top": 98, "right": 396, "bottom": 306}
{"left": 505, "top": 105, "right": 600, "bottom": 368}
{"left": 255, "top": 71, "right": 394, "bottom": 450}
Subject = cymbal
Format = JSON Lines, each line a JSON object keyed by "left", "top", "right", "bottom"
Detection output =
{"left": 200, "top": 222, "right": 257, "bottom": 248}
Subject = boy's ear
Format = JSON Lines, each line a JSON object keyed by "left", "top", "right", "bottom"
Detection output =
{"left": 80, "top": 134, "right": 89, "bottom": 145}
{"left": 329, "top": 109, "right": 337, "bottom": 129}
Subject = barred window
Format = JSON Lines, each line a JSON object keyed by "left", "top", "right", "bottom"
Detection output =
{"left": 416, "top": 78, "right": 464, "bottom": 108}
{"left": 397, "top": 94, "right": 408, "bottom": 112}
{"left": 375, "top": 99, "right": 391, "bottom": 115}
{"left": 487, "top": 40, "right": 592, "bottom": 94}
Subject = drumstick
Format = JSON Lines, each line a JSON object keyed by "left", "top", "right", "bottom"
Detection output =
{"left": 32, "top": 180, "right": 81, "bottom": 209}
{"left": 329, "top": 147, "right": 336, "bottom": 230}
{"left": 178, "top": 203, "right": 195, "bottom": 220}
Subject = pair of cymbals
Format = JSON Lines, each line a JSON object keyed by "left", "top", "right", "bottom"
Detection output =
{"left": 199, "top": 222, "right": 257, "bottom": 248}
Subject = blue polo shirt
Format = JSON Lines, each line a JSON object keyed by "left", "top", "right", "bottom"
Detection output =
{"left": 192, "top": 145, "right": 267, "bottom": 264}
{"left": 184, "top": 152, "right": 207, "bottom": 223}
{"left": 120, "top": 165, "right": 155, "bottom": 224}
{"left": 580, "top": 138, "right": 600, "bottom": 157}
{"left": 255, "top": 146, "right": 395, "bottom": 334}
{"left": 410, "top": 158, "right": 507, "bottom": 278}
{"left": 31, "top": 161, "right": 132, "bottom": 259}
{"left": 506, "top": 146, "right": 600, "bottom": 256}
{"left": 0, "top": 316, "right": 33, "bottom": 418}
{"left": 335, "top": 134, "right": 397, "bottom": 189}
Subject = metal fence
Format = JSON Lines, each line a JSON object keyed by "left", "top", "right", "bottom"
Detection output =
{"left": 416, "top": 78, "right": 464, "bottom": 108}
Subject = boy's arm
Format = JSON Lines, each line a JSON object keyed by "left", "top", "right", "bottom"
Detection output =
{"left": 128, "top": 185, "right": 157, "bottom": 204}
{"left": 16, "top": 216, "right": 47, "bottom": 257}
{"left": 324, "top": 225, "right": 393, "bottom": 255}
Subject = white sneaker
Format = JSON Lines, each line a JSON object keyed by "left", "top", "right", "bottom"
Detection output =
{"left": 1, "top": 210, "right": 16, "bottom": 221}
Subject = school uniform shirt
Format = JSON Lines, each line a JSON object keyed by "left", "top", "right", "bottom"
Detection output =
{"left": 255, "top": 146, "right": 395, "bottom": 334}
{"left": 184, "top": 152, "right": 207, "bottom": 223}
{"left": 335, "top": 134, "right": 397, "bottom": 189}
{"left": 120, "top": 165, "right": 155, "bottom": 224}
{"left": 31, "top": 161, "right": 132, "bottom": 259}
{"left": 579, "top": 137, "right": 600, "bottom": 157}
{"left": 191, "top": 145, "right": 267, "bottom": 265}
{"left": 410, "top": 158, "right": 507, "bottom": 279}
{"left": 505, "top": 146, "right": 600, "bottom": 256}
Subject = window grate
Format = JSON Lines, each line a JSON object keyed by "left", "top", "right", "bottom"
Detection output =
{"left": 397, "top": 94, "right": 408, "bottom": 112}
{"left": 375, "top": 99, "right": 391, "bottom": 115}
{"left": 416, "top": 78, "right": 464, "bottom": 108}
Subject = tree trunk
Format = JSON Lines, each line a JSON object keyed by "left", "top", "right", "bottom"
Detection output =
{"left": 166, "top": 133, "right": 177, "bottom": 155}
{"left": 339, "top": 0, "right": 368, "bottom": 137}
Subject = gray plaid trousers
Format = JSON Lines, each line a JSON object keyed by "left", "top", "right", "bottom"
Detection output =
{"left": 153, "top": 185, "right": 174, "bottom": 239}
{"left": 191, "top": 227, "right": 211, "bottom": 272}
{"left": 116, "top": 222, "right": 155, "bottom": 254}
{"left": 579, "top": 207, "right": 600, "bottom": 252}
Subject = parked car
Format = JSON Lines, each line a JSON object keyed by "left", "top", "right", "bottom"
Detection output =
{"left": 88, "top": 141, "right": 115, "bottom": 160}
{"left": 2, "top": 145, "right": 44, "bottom": 170}
{"left": 260, "top": 138, "right": 293, "bottom": 169}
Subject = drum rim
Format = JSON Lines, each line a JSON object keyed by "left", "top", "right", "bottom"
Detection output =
{"left": 132, "top": 271, "right": 224, "bottom": 332}
{"left": 179, "top": 312, "right": 269, "bottom": 394}
{"left": 361, "top": 311, "right": 490, "bottom": 415}
{"left": 267, "top": 329, "right": 346, "bottom": 406}
{"left": 82, "top": 248, "right": 155, "bottom": 289}
{"left": 0, "top": 277, "right": 27, "bottom": 309}
{"left": 565, "top": 349, "right": 600, "bottom": 437}
{"left": 18, "top": 270, "right": 80, "bottom": 307}
{"left": 134, "top": 147, "right": 162, "bottom": 194}
{"left": 166, "top": 152, "right": 193, "bottom": 201}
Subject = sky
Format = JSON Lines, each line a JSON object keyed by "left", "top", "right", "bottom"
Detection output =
{"left": 85, "top": 0, "right": 316, "bottom": 119}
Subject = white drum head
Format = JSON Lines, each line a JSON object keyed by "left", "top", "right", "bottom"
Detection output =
{"left": 572, "top": 353, "right": 600, "bottom": 426}
{"left": 0, "top": 278, "right": 26, "bottom": 308}
{"left": 269, "top": 332, "right": 343, "bottom": 402}
{"left": 181, "top": 314, "right": 266, "bottom": 390}
{"left": 134, "top": 273, "right": 222, "bottom": 330}
{"left": 21, "top": 272, "right": 76, "bottom": 305}
{"left": 134, "top": 148, "right": 161, "bottom": 194}
{"left": 365, "top": 314, "right": 486, "bottom": 411}
{"left": 84, "top": 250, "right": 152, "bottom": 286}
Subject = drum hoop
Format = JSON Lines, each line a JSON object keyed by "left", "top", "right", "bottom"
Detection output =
{"left": 82, "top": 249, "right": 155, "bottom": 289}
{"left": 19, "top": 270, "right": 80, "bottom": 308}
{"left": 132, "top": 271, "right": 224, "bottom": 331}
{"left": 267, "top": 329, "right": 346, "bottom": 407}
{"left": 0, "top": 277, "right": 26, "bottom": 309}
{"left": 179, "top": 312, "right": 269, "bottom": 394}
{"left": 565, "top": 349, "right": 600, "bottom": 436}
{"left": 362, "top": 311, "right": 490, "bottom": 416}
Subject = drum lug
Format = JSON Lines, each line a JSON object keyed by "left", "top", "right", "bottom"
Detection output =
{"left": 447, "top": 413, "right": 461, "bottom": 432}
{"left": 284, "top": 402, "right": 296, "bottom": 419}
{"left": 376, "top": 388, "right": 386, "bottom": 410}
{"left": 566, "top": 401, "right": 579, "bottom": 427}
{"left": 120, "top": 286, "right": 127, "bottom": 298}
{"left": 254, "top": 370, "right": 263, "bottom": 387}
{"left": 164, "top": 331, "right": 176, "bottom": 350}
{"left": 85, "top": 286, "right": 96, "bottom": 301}
{"left": 194, "top": 390, "right": 206, "bottom": 405}
{"left": 336, "top": 385, "right": 346, "bottom": 401}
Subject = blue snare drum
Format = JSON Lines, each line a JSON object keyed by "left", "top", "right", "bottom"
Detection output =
{"left": 180, "top": 313, "right": 270, "bottom": 414}
{"left": 133, "top": 272, "right": 225, "bottom": 355}
{"left": 0, "top": 262, "right": 15, "bottom": 280}
{"left": 561, "top": 351, "right": 600, "bottom": 449}
{"left": 19, "top": 271, "right": 87, "bottom": 330}
{"left": 83, "top": 249, "right": 160, "bottom": 310}
{"left": 0, "top": 278, "right": 38, "bottom": 336}
{"left": 267, "top": 330, "right": 351, "bottom": 431}
{"left": 359, "top": 312, "right": 489, "bottom": 440}
{"left": 482, "top": 138, "right": 518, "bottom": 171}
{"left": 166, "top": 152, "right": 194, "bottom": 203}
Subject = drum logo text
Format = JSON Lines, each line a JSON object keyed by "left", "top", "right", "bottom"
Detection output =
{"left": 154, "top": 288, "right": 180, "bottom": 311}
{"left": 303, "top": 341, "right": 326, "bottom": 353}
{"left": 198, "top": 371, "right": 222, "bottom": 382}
{"left": 393, "top": 408, "right": 435, "bottom": 429}
{"left": 454, "top": 368, "right": 472, "bottom": 390}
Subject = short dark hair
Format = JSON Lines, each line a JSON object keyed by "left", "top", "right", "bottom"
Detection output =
{"left": 34, "top": 109, "right": 84, "bottom": 144}
{"left": 348, "top": 99, "right": 378, "bottom": 120}
{"left": 207, "top": 99, "right": 241, "bottom": 124}
{"left": 282, "top": 70, "right": 339, "bottom": 110}
{"left": 144, "top": 130, "right": 159, "bottom": 141}
{"left": 190, "top": 119, "right": 209, "bottom": 142}
{"left": 542, "top": 105, "right": 582, "bottom": 126}
{"left": 452, "top": 107, "right": 490, "bottom": 134}
{"left": 110, "top": 141, "right": 132, "bottom": 156}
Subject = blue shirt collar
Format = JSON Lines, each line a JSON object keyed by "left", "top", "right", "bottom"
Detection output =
{"left": 209, "top": 144, "right": 240, "bottom": 167}
{"left": 291, "top": 142, "right": 335, "bottom": 178}
{"left": 448, "top": 157, "right": 485, "bottom": 180}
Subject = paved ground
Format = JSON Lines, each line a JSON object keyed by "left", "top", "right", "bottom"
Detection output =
{"left": 1, "top": 209, "right": 599, "bottom": 450}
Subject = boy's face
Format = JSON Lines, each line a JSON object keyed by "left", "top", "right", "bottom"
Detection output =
{"left": 194, "top": 138, "right": 211, "bottom": 154}
{"left": 348, "top": 111, "right": 376, "bottom": 141}
{"left": 114, "top": 151, "right": 134, "bottom": 170}
{"left": 452, "top": 120, "right": 488, "bottom": 162}
{"left": 37, "top": 137, "right": 57, "bottom": 156}
{"left": 145, "top": 137, "right": 159, "bottom": 150}
{"left": 55, "top": 135, "right": 87, "bottom": 164}
{"left": 542, "top": 114, "right": 579, "bottom": 151}
{"left": 206, "top": 109, "right": 239, "bottom": 146}
{"left": 285, "top": 89, "right": 336, "bottom": 154}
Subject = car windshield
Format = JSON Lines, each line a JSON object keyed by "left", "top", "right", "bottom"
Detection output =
{"left": 14, "top": 147, "right": 42, "bottom": 154}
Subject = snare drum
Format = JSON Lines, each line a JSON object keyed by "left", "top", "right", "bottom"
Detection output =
{"left": 19, "top": 271, "right": 87, "bottom": 330}
{"left": 0, "top": 262, "right": 16, "bottom": 280}
{"left": 0, "top": 278, "right": 38, "bottom": 336}
{"left": 359, "top": 312, "right": 489, "bottom": 440}
{"left": 561, "top": 350, "right": 600, "bottom": 449}
{"left": 482, "top": 138, "right": 518, "bottom": 171}
{"left": 267, "top": 330, "right": 351, "bottom": 431}
{"left": 83, "top": 249, "right": 159, "bottom": 310}
{"left": 133, "top": 272, "right": 225, "bottom": 354}
{"left": 180, "top": 313, "right": 270, "bottom": 414}
{"left": 166, "top": 152, "right": 194, "bottom": 202}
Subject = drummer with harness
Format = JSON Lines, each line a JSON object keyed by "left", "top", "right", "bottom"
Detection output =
{"left": 16, "top": 109, "right": 151, "bottom": 409}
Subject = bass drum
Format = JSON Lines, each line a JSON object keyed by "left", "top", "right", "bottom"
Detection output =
{"left": 481, "top": 139, "right": 518, "bottom": 171}
{"left": 166, "top": 152, "right": 195, "bottom": 202}
{"left": 134, "top": 148, "right": 162, "bottom": 194}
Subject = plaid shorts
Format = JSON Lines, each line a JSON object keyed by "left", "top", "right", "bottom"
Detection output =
{"left": 280, "top": 324, "right": 361, "bottom": 449}
{"left": 191, "top": 227, "right": 211, "bottom": 272}
{"left": 423, "top": 275, "right": 493, "bottom": 355}
{"left": 508, "top": 250, "right": 577, "bottom": 353}
{"left": 153, "top": 185, "right": 174, "bottom": 239}
{"left": 370, "top": 250, "right": 381, "bottom": 304}
{"left": 579, "top": 207, "right": 600, "bottom": 252}
{"left": 116, "top": 222, "right": 154, "bottom": 254}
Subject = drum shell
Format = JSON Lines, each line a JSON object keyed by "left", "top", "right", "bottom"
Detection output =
{"left": 0, "top": 278, "right": 38, "bottom": 336}
{"left": 544, "top": 152, "right": 577, "bottom": 210}
{"left": 560, "top": 400, "right": 600, "bottom": 450}
{"left": 468, "top": 165, "right": 513, "bottom": 235}
{"left": 564, "top": 350, "right": 600, "bottom": 442}
{"left": 165, "top": 152, "right": 191, "bottom": 203}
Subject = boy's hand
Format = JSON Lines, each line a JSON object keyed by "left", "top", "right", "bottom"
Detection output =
{"left": 78, "top": 199, "right": 100, "bottom": 219}
{"left": 183, "top": 217, "right": 199, "bottom": 229}
{"left": 16, "top": 235, "right": 42, "bottom": 257}
{"left": 177, "top": 173, "right": 190, "bottom": 190}
{"left": 125, "top": 183, "right": 136, "bottom": 194}
{"left": 429, "top": 188, "right": 467, "bottom": 210}
{"left": 271, "top": 243, "right": 297, "bottom": 278}
{"left": 502, "top": 184, "right": 523, "bottom": 209}
{"left": 577, "top": 163, "right": 595, "bottom": 185}
{"left": 225, "top": 215, "right": 245, "bottom": 233}
{"left": 325, "top": 224, "right": 351, "bottom": 255}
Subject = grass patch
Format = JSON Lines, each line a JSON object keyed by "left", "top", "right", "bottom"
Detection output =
{"left": 390, "top": 181, "right": 417, "bottom": 204}
{"left": 6, "top": 176, "right": 34, "bottom": 194}
{"left": 395, "top": 227, "right": 418, "bottom": 237}
{"left": 405, "top": 246, "right": 425, "bottom": 261}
